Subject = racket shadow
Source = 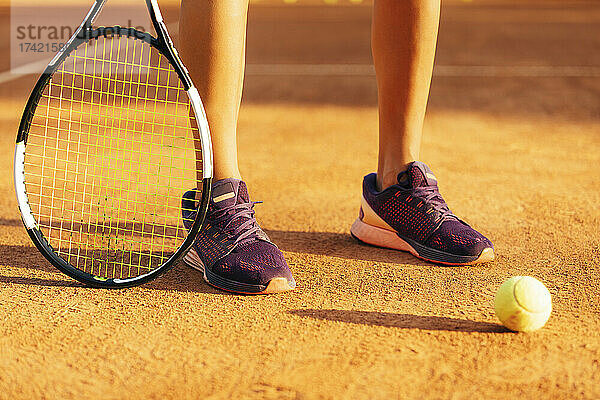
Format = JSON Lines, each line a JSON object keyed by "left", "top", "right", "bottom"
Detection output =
{"left": 289, "top": 309, "right": 509, "bottom": 333}
{"left": 0, "top": 275, "right": 85, "bottom": 288}
{"left": 265, "top": 230, "right": 432, "bottom": 266}
{"left": 0, "top": 243, "right": 228, "bottom": 294}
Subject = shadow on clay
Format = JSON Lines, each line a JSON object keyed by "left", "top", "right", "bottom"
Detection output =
{"left": 6, "top": 213, "right": 453, "bottom": 273}
{"left": 289, "top": 309, "right": 509, "bottom": 333}
{"left": 0, "top": 243, "right": 231, "bottom": 294}
{"left": 2, "top": 222, "right": 453, "bottom": 295}
{"left": 265, "top": 230, "right": 435, "bottom": 267}
{"left": 5, "top": 222, "right": 430, "bottom": 268}
{"left": 0, "top": 218, "right": 23, "bottom": 227}
{"left": 0, "top": 275, "right": 85, "bottom": 288}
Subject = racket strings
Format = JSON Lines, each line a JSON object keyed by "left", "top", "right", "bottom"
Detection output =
{"left": 24, "top": 34, "right": 202, "bottom": 279}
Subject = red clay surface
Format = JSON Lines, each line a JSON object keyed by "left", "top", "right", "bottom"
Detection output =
{"left": 1, "top": 2, "right": 599, "bottom": 399}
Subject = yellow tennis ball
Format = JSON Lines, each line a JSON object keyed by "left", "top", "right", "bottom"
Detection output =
{"left": 494, "top": 276, "right": 552, "bottom": 332}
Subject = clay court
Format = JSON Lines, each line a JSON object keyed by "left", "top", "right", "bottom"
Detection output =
{"left": 1, "top": 0, "right": 599, "bottom": 398}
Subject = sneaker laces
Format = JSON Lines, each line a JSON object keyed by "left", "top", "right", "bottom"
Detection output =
{"left": 398, "top": 171, "right": 455, "bottom": 222}
{"left": 211, "top": 200, "right": 263, "bottom": 246}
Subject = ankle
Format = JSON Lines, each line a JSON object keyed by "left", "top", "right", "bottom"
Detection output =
{"left": 213, "top": 170, "right": 242, "bottom": 182}
{"left": 376, "top": 162, "right": 414, "bottom": 191}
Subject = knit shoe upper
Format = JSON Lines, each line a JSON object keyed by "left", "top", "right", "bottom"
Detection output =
{"left": 182, "top": 179, "right": 295, "bottom": 293}
{"left": 353, "top": 162, "right": 494, "bottom": 264}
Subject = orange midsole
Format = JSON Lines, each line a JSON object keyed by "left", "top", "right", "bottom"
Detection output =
{"left": 351, "top": 218, "right": 418, "bottom": 254}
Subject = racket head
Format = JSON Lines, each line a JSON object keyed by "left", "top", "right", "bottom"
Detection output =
{"left": 15, "top": 26, "right": 212, "bottom": 288}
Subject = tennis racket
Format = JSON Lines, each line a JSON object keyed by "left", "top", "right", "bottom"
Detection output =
{"left": 14, "top": 0, "right": 212, "bottom": 288}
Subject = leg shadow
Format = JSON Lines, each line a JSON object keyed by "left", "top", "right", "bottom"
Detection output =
{"left": 289, "top": 309, "right": 509, "bottom": 333}
{"left": 266, "top": 230, "right": 433, "bottom": 266}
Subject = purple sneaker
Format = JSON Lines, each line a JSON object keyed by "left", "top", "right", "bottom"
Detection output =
{"left": 350, "top": 161, "right": 494, "bottom": 265}
{"left": 182, "top": 179, "right": 295, "bottom": 294}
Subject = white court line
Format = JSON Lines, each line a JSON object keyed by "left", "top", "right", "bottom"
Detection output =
{"left": 245, "top": 64, "right": 600, "bottom": 77}
{"left": 5, "top": 18, "right": 598, "bottom": 84}
{"left": 0, "top": 20, "right": 185, "bottom": 85}
{"left": 438, "top": 65, "right": 600, "bottom": 77}
{"left": 0, "top": 59, "right": 52, "bottom": 84}
{"left": 3, "top": 63, "right": 600, "bottom": 85}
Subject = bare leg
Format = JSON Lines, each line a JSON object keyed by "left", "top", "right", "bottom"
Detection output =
{"left": 372, "top": 0, "right": 441, "bottom": 190}
{"left": 179, "top": 0, "right": 249, "bottom": 182}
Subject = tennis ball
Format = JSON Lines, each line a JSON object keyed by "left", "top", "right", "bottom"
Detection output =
{"left": 494, "top": 276, "right": 552, "bottom": 332}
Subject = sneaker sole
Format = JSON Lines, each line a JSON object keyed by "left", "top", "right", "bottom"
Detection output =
{"left": 183, "top": 248, "right": 296, "bottom": 295}
{"left": 350, "top": 218, "right": 494, "bottom": 266}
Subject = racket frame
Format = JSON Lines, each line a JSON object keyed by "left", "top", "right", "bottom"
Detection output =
{"left": 14, "top": 0, "right": 213, "bottom": 288}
